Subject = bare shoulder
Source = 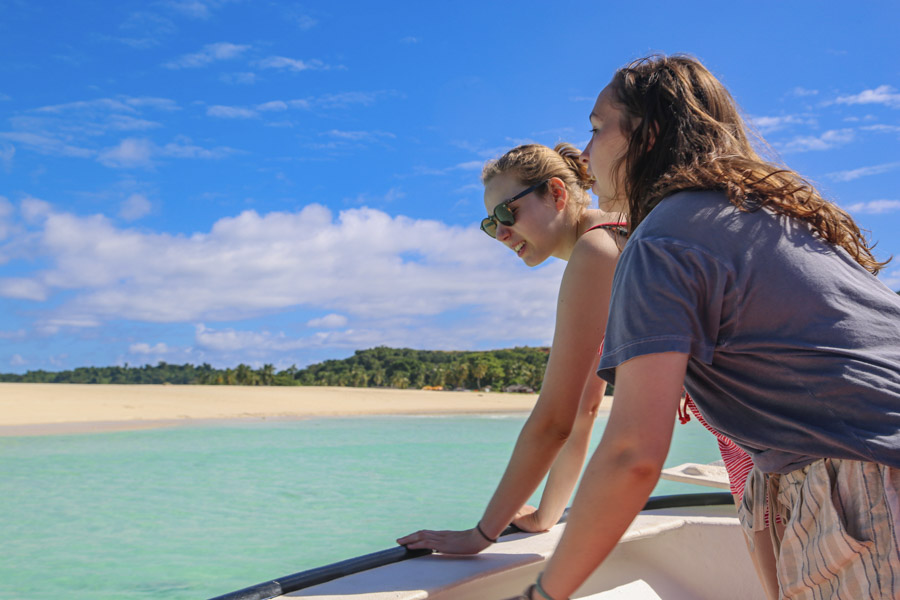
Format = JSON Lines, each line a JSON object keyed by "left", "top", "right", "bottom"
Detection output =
{"left": 573, "top": 211, "right": 626, "bottom": 260}
{"left": 568, "top": 225, "right": 622, "bottom": 270}
{"left": 557, "top": 232, "right": 620, "bottom": 308}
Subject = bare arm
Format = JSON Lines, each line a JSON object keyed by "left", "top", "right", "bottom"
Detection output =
{"left": 537, "top": 352, "right": 688, "bottom": 599}
{"left": 512, "top": 351, "right": 606, "bottom": 532}
{"left": 397, "top": 234, "right": 619, "bottom": 553}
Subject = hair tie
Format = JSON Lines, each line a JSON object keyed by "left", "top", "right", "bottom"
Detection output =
{"left": 475, "top": 521, "right": 498, "bottom": 544}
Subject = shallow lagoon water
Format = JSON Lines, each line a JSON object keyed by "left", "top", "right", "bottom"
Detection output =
{"left": 0, "top": 413, "right": 719, "bottom": 600}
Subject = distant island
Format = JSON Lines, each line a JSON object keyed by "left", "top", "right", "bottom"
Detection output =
{"left": 0, "top": 346, "right": 551, "bottom": 392}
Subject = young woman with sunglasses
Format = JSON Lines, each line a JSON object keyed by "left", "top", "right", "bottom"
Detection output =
{"left": 512, "top": 55, "right": 900, "bottom": 600}
{"left": 397, "top": 142, "right": 628, "bottom": 554}
{"left": 399, "top": 148, "right": 773, "bottom": 592}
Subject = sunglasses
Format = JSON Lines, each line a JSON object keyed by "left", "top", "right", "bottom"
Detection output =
{"left": 480, "top": 179, "right": 549, "bottom": 238}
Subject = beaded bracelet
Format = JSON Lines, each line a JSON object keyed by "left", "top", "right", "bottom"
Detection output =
{"left": 475, "top": 520, "right": 498, "bottom": 544}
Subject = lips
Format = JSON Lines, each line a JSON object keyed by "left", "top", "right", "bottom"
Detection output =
{"left": 513, "top": 241, "right": 525, "bottom": 255}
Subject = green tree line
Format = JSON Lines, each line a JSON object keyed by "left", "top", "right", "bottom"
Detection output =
{"left": 0, "top": 346, "right": 551, "bottom": 392}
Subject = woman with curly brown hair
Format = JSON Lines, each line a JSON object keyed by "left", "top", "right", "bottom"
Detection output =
{"left": 398, "top": 142, "right": 627, "bottom": 554}
{"left": 516, "top": 55, "right": 900, "bottom": 600}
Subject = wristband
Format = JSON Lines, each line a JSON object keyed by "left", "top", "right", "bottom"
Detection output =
{"left": 475, "top": 520, "right": 498, "bottom": 544}
{"left": 533, "top": 573, "right": 567, "bottom": 600}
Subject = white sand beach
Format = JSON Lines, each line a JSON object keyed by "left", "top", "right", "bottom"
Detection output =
{"left": 0, "top": 383, "right": 615, "bottom": 436}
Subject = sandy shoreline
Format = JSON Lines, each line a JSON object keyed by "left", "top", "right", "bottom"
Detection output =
{"left": 0, "top": 382, "right": 613, "bottom": 436}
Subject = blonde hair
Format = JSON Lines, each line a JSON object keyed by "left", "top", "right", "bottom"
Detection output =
{"left": 482, "top": 142, "right": 594, "bottom": 216}
{"left": 611, "top": 54, "right": 888, "bottom": 274}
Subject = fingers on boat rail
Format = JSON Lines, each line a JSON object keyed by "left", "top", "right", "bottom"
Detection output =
{"left": 207, "top": 493, "right": 733, "bottom": 600}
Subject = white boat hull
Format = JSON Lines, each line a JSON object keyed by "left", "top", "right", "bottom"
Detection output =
{"left": 287, "top": 502, "right": 765, "bottom": 600}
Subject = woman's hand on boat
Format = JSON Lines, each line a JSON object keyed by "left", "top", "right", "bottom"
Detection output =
{"left": 396, "top": 527, "right": 491, "bottom": 554}
{"left": 511, "top": 504, "right": 549, "bottom": 533}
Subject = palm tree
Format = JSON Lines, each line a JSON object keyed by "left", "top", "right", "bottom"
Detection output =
{"left": 258, "top": 364, "right": 275, "bottom": 385}
{"left": 452, "top": 362, "right": 469, "bottom": 389}
{"left": 471, "top": 359, "right": 489, "bottom": 389}
{"left": 390, "top": 371, "right": 410, "bottom": 389}
{"left": 235, "top": 363, "right": 256, "bottom": 385}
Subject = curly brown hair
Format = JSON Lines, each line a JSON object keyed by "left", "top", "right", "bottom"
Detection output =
{"left": 610, "top": 54, "right": 888, "bottom": 274}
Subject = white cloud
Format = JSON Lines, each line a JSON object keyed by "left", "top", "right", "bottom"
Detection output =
{"left": 258, "top": 56, "right": 327, "bottom": 72}
{"left": 836, "top": 85, "right": 900, "bottom": 109}
{"left": 0, "top": 196, "right": 12, "bottom": 240}
{"left": 37, "top": 316, "right": 101, "bottom": 335}
{"left": 35, "top": 97, "right": 178, "bottom": 114}
{"left": 414, "top": 160, "right": 488, "bottom": 177}
{"left": 843, "top": 114, "right": 878, "bottom": 123}
{"left": 98, "top": 138, "right": 155, "bottom": 168}
{"left": 21, "top": 197, "right": 53, "bottom": 223}
{"left": 827, "top": 161, "right": 900, "bottom": 182}
{"left": 0, "top": 131, "right": 94, "bottom": 158}
{"left": 107, "top": 115, "right": 161, "bottom": 131}
{"left": 307, "top": 314, "right": 348, "bottom": 328}
{"left": 97, "top": 137, "right": 236, "bottom": 167}
{"left": 315, "top": 91, "right": 385, "bottom": 108}
{"left": 130, "top": 342, "right": 171, "bottom": 354}
{"left": 0, "top": 278, "right": 48, "bottom": 301}
{"left": 160, "top": 138, "right": 236, "bottom": 159}
{"left": 323, "top": 129, "right": 395, "bottom": 141}
{"left": 119, "top": 194, "right": 152, "bottom": 221}
{"left": 1, "top": 96, "right": 179, "bottom": 163}
{"left": 195, "top": 324, "right": 279, "bottom": 351}
{"left": 208, "top": 101, "right": 307, "bottom": 119}
{"left": 1, "top": 142, "right": 15, "bottom": 167}
{"left": 167, "top": 0, "right": 215, "bottom": 19}
{"left": 10, "top": 354, "right": 26, "bottom": 366}
{"left": 221, "top": 72, "right": 257, "bottom": 85}
{"left": 862, "top": 124, "right": 900, "bottom": 134}
{"left": 844, "top": 199, "right": 900, "bottom": 214}
{"left": 777, "top": 129, "right": 854, "bottom": 153}
{"left": 35, "top": 98, "right": 137, "bottom": 114}
{"left": 291, "top": 15, "right": 319, "bottom": 31}
{"left": 217, "top": 93, "right": 391, "bottom": 117}
{"left": 115, "top": 11, "right": 176, "bottom": 48}
{"left": 1, "top": 203, "right": 562, "bottom": 349}
{"left": 164, "top": 42, "right": 250, "bottom": 69}
{"left": 125, "top": 97, "right": 180, "bottom": 112}
{"left": 257, "top": 101, "right": 288, "bottom": 112}
{"left": 749, "top": 115, "right": 814, "bottom": 134}
{"left": 207, "top": 105, "right": 258, "bottom": 119}
{"left": 790, "top": 87, "right": 819, "bottom": 97}
{"left": 192, "top": 322, "right": 474, "bottom": 356}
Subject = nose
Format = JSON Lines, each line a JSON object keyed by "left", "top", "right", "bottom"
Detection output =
{"left": 579, "top": 140, "right": 591, "bottom": 163}
{"left": 495, "top": 222, "right": 512, "bottom": 240}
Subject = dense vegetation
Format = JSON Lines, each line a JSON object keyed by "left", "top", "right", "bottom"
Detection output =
{"left": 0, "top": 346, "right": 551, "bottom": 392}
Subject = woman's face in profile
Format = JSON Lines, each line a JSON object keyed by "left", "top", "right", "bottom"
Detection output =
{"left": 483, "top": 173, "right": 562, "bottom": 267}
{"left": 582, "top": 83, "right": 630, "bottom": 211}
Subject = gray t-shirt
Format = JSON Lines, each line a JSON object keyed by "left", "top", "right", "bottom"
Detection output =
{"left": 598, "top": 190, "right": 900, "bottom": 473}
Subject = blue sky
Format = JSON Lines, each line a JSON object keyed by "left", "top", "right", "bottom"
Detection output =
{"left": 1, "top": 0, "right": 898, "bottom": 374}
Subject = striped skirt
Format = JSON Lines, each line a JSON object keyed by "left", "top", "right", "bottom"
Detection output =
{"left": 739, "top": 459, "right": 900, "bottom": 599}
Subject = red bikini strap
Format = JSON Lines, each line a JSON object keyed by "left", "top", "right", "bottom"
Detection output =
{"left": 584, "top": 221, "right": 628, "bottom": 234}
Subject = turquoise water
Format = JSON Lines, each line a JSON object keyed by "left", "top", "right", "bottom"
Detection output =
{"left": 0, "top": 413, "right": 720, "bottom": 600}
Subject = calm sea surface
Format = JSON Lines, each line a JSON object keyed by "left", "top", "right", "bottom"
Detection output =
{"left": 0, "top": 411, "right": 720, "bottom": 600}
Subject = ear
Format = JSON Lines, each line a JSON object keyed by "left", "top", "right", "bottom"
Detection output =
{"left": 548, "top": 177, "right": 568, "bottom": 212}
{"left": 645, "top": 119, "right": 659, "bottom": 151}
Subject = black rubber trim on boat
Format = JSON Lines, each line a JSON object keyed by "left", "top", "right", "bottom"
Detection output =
{"left": 206, "top": 492, "right": 733, "bottom": 600}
